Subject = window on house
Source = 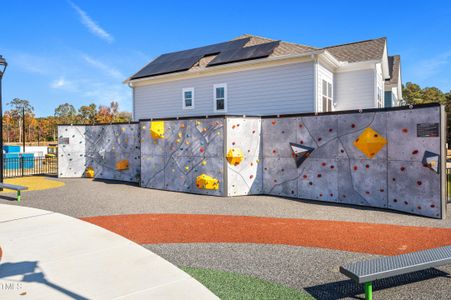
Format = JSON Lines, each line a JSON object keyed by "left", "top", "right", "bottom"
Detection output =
{"left": 182, "top": 88, "right": 194, "bottom": 109}
{"left": 214, "top": 83, "right": 227, "bottom": 112}
{"left": 377, "top": 87, "right": 383, "bottom": 108}
{"left": 322, "top": 79, "right": 333, "bottom": 112}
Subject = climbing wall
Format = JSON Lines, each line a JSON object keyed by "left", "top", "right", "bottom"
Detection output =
{"left": 59, "top": 105, "right": 444, "bottom": 218}
{"left": 386, "top": 107, "right": 442, "bottom": 218}
{"left": 84, "top": 124, "right": 141, "bottom": 182}
{"left": 140, "top": 118, "right": 225, "bottom": 196}
{"left": 260, "top": 105, "right": 444, "bottom": 218}
{"left": 58, "top": 124, "right": 141, "bottom": 182}
{"left": 58, "top": 125, "right": 86, "bottom": 177}
{"left": 226, "top": 117, "right": 263, "bottom": 196}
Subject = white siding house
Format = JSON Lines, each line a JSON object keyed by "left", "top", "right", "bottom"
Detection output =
{"left": 127, "top": 35, "right": 402, "bottom": 120}
{"left": 133, "top": 62, "right": 315, "bottom": 120}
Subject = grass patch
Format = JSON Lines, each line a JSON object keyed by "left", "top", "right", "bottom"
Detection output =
{"left": 182, "top": 266, "right": 312, "bottom": 300}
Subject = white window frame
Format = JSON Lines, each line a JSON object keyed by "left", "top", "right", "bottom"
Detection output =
{"left": 321, "top": 79, "right": 333, "bottom": 112}
{"left": 213, "top": 83, "right": 227, "bottom": 112}
{"left": 182, "top": 87, "right": 194, "bottom": 110}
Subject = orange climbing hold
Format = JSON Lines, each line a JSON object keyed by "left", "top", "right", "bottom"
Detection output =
{"left": 353, "top": 128, "right": 387, "bottom": 159}
{"left": 115, "top": 160, "right": 129, "bottom": 171}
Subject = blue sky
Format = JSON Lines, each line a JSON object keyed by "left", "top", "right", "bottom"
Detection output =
{"left": 1, "top": 0, "right": 450, "bottom": 117}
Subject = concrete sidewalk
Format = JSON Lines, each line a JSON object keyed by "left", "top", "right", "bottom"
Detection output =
{"left": 0, "top": 204, "right": 217, "bottom": 299}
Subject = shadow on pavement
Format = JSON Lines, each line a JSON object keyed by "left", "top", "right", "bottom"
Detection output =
{"left": 0, "top": 261, "right": 89, "bottom": 299}
{"left": 0, "top": 194, "right": 18, "bottom": 202}
{"left": 304, "top": 268, "right": 450, "bottom": 300}
{"left": 92, "top": 178, "right": 139, "bottom": 187}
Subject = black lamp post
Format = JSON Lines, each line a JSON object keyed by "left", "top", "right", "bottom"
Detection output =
{"left": 0, "top": 55, "right": 8, "bottom": 191}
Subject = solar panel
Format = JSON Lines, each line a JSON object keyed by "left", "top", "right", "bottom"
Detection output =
{"left": 131, "top": 38, "right": 251, "bottom": 79}
{"left": 207, "top": 41, "right": 280, "bottom": 67}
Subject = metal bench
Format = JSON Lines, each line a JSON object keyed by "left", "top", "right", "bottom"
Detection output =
{"left": 340, "top": 246, "right": 451, "bottom": 300}
{"left": 0, "top": 183, "right": 28, "bottom": 202}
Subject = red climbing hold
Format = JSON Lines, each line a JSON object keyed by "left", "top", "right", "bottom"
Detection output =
{"left": 400, "top": 167, "right": 405, "bottom": 171}
{"left": 249, "top": 175, "right": 254, "bottom": 179}
{"left": 199, "top": 147, "right": 205, "bottom": 153}
{"left": 321, "top": 162, "right": 326, "bottom": 167}
{"left": 402, "top": 128, "right": 408, "bottom": 133}
{"left": 353, "top": 166, "right": 358, "bottom": 171}
{"left": 351, "top": 124, "right": 356, "bottom": 128}
{"left": 272, "top": 120, "right": 277, "bottom": 125}
{"left": 417, "top": 181, "right": 422, "bottom": 186}
{"left": 412, "top": 150, "right": 418, "bottom": 155}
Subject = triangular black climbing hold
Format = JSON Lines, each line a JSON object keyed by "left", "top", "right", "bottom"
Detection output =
{"left": 289, "top": 142, "right": 314, "bottom": 168}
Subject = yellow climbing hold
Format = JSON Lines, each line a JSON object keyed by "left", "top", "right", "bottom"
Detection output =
{"left": 150, "top": 121, "right": 165, "bottom": 140}
{"left": 85, "top": 166, "right": 94, "bottom": 178}
{"left": 115, "top": 159, "right": 129, "bottom": 171}
{"left": 201, "top": 160, "right": 207, "bottom": 166}
{"left": 196, "top": 174, "right": 219, "bottom": 190}
{"left": 353, "top": 127, "right": 387, "bottom": 159}
{"left": 226, "top": 148, "right": 244, "bottom": 166}
{"left": 185, "top": 166, "right": 190, "bottom": 171}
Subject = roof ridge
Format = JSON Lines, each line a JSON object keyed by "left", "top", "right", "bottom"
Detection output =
{"left": 234, "top": 34, "right": 317, "bottom": 49}
{"left": 324, "top": 37, "right": 386, "bottom": 49}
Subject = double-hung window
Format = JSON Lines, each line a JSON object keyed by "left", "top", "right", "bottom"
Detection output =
{"left": 182, "top": 88, "right": 194, "bottom": 109}
{"left": 213, "top": 83, "right": 227, "bottom": 112}
{"left": 322, "top": 79, "right": 333, "bottom": 112}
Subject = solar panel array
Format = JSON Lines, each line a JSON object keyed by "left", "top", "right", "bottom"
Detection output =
{"left": 207, "top": 41, "right": 280, "bottom": 67}
{"left": 131, "top": 38, "right": 251, "bottom": 79}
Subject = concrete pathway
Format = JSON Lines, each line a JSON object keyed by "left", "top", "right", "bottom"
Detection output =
{"left": 0, "top": 204, "right": 217, "bottom": 300}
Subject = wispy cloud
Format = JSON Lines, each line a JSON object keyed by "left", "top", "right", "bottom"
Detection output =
{"left": 68, "top": 0, "right": 114, "bottom": 43}
{"left": 411, "top": 50, "right": 451, "bottom": 80}
{"left": 81, "top": 54, "right": 124, "bottom": 79}
{"left": 50, "top": 76, "right": 77, "bottom": 91}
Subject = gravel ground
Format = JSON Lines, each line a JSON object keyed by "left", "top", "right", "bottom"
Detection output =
{"left": 1, "top": 177, "right": 450, "bottom": 299}
{"left": 1, "top": 177, "right": 450, "bottom": 228}
{"left": 146, "top": 243, "right": 451, "bottom": 300}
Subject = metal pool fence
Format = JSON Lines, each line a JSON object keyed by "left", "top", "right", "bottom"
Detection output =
{"left": 3, "top": 156, "right": 58, "bottom": 178}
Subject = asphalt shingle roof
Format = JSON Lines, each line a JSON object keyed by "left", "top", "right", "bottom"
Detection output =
{"left": 385, "top": 55, "right": 401, "bottom": 85}
{"left": 130, "top": 34, "right": 389, "bottom": 80}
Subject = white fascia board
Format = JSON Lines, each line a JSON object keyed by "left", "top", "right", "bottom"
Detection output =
{"left": 335, "top": 60, "right": 378, "bottom": 73}
{"left": 126, "top": 51, "right": 323, "bottom": 87}
{"left": 317, "top": 50, "right": 341, "bottom": 71}
{"left": 381, "top": 43, "right": 390, "bottom": 79}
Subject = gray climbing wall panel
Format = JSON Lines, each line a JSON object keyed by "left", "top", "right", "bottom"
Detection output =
{"left": 259, "top": 105, "right": 443, "bottom": 218}
{"left": 140, "top": 118, "right": 225, "bottom": 196}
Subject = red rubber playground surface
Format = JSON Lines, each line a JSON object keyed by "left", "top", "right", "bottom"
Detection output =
{"left": 82, "top": 214, "right": 451, "bottom": 256}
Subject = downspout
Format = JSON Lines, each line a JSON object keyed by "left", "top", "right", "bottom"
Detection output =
{"left": 312, "top": 54, "right": 318, "bottom": 113}
{"left": 128, "top": 81, "right": 135, "bottom": 121}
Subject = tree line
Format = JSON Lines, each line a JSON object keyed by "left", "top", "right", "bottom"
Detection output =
{"left": 2, "top": 99, "right": 132, "bottom": 144}
{"left": 402, "top": 82, "right": 450, "bottom": 142}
